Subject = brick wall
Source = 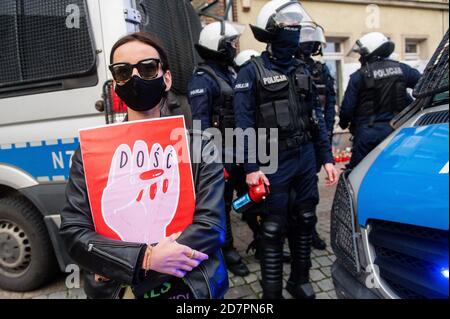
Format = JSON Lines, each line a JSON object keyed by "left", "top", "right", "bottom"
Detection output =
{"left": 192, "top": 0, "right": 241, "bottom": 51}
{"left": 191, "top": 0, "right": 238, "bottom": 24}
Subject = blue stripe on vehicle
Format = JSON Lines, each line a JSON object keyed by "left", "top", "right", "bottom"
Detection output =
{"left": 357, "top": 124, "right": 449, "bottom": 231}
{"left": 0, "top": 138, "right": 80, "bottom": 182}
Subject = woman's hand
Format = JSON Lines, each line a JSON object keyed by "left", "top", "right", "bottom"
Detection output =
{"left": 143, "top": 232, "right": 209, "bottom": 278}
{"left": 246, "top": 171, "right": 270, "bottom": 187}
{"left": 324, "top": 163, "right": 338, "bottom": 187}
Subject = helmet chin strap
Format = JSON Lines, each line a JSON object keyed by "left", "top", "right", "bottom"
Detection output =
{"left": 267, "top": 43, "right": 274, "bottom": 56}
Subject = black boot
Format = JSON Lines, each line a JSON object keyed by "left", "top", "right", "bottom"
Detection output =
{"left": 286, "top": 205, "right": 317, "bottom": 299}
{"left": 286, "top": 268, "right": 315, "bottom": 299}
{"left": 261, "top": 282, "right": 284, "bottom": 299}
{"left": 223, "top": 209, "right": 249, "bottom": 277}
{"left": 312, "top": 227, "right": 327, "bottom": 250}
{"left": 260, "top": 219, "right": 285, "bottom": 299}
{"left": 223, "top": 247, "right": 250, "bottom": 277}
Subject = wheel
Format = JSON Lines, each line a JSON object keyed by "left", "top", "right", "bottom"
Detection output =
{"left": 0, "top": 196, "right": 58, "bottom": 291}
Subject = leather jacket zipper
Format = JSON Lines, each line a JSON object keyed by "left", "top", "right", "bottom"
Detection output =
{"left": 198, "top": 264, "right": 212, "bottom": 299}
{"left": 89, "top": 240, "right": 142, "bottom": 248}
{"left": 88, "top": 243, "right": 133, "bottom": 271}
{"left": 183, "top": 264, "right": 212, "bottom": 299}
{"left": 183, "top": 275, "right": 199, "bottom": 299}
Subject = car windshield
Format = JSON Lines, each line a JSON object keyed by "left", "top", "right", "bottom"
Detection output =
{"left": 432, "top": 90, "right": 449, "bottom": 107}
{"left": 391, "top": 30, "right": 448, "bottom": 129}
{"left": 413, "top": 30, "right": 449, "bottom": 108}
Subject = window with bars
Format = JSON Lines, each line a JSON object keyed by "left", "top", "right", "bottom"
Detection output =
{"left": 404, "top": 38, "right": 426, "bottom": 61}
{"left": 0, "top": 0, "right": 96, "bottom": 96}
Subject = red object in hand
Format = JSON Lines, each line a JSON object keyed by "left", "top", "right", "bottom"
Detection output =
{"left": 248, "top": 180, "right": 270, "bottom": 203}
{"left": 224, "top": 168, "right": 230, "bottom": 181}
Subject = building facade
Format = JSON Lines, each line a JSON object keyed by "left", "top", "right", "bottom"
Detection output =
{"left": 192, "top": 0, "right": 448, "bottom": 145}
{"left": 235, "top": 0, "right": 449, "bottom": 101}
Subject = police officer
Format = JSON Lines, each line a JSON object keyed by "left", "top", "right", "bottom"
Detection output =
{"left": 188, "top": 21, "right": 250, "bottom": 277}
{"left": 297, "top": 22, "right": 336, "bottom": 251}
{"left": 340, "top": 32, "right": 421, "bottom": 168}
{"left": 235, "top": 49, "right": 292, "bottom": 264}
{"left": 298, "top": 24, "right": 336, "bottom": 143}
{"left": 234, "top": 0, "right": 338, "bottom": 299}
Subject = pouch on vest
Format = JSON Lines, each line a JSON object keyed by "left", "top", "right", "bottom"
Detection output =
{"left": 311, "top": 63, "right": 327, "bottom": 96}
{"left": 259, "top": 99, "right": 293, "bottom": 132}
{"left": 259, "top": 102, "right": 277, "bottom": 129}
{"left": 195, "top": 64, "right": 235, "bottom": 133}
{"left": 295, "top": 73, "right": 313, "bottom": 95}
{"left": 274, "top": 99, "right": 292, "bottom": 131}
{"left": 393, "top": 81, "right": 407, "bottom": 114}
{"left": 361, "top": 64, "right": 378, "bottom": 123}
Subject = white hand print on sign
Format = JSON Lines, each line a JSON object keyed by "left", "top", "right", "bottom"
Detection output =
{"left": 101, "top": 141, "right": 180, "bottom": 244}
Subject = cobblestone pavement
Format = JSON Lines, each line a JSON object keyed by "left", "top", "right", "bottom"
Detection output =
{"left": 0, "top": 166, "right": 341, "bottom": 300}
{"left": 224, "top": 167, "right": 339, "bottom": 300}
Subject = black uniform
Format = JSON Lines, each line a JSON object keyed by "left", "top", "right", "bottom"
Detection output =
{"left": 340, "top": 58, "right": 421, "bottom": 168}
{"left": 188, "top": 62, "right": 251, "bottom": 277}
{"left": 299, "top": 57, "right": 337, "bottom": 251}
{"left": 306, "top": 59, "right": 336, "bottom": 139}
{"left": 234, "top": 52, "right": 334, "bottom": 298}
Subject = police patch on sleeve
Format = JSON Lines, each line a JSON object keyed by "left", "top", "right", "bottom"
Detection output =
{"left": 189, "top": 88, "right": 206, "bottom": 97}
{"left": 234, "top": 82, "right": 251, "bottom": 91}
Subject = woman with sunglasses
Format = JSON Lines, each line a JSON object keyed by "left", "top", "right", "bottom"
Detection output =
{"left": 60, "top": 32, "right": 228, "bottom": 299}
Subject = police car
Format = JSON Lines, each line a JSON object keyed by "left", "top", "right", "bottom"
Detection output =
{"left": 331, "top": 31, "right": 449, "bottom": 299}
{"left": 0, "top": 0, "right": 203, "bottom": 292}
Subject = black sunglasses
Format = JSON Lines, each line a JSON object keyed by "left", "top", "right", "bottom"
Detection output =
{"left": 109, "top": 58, "right": 162, "bottom": 84}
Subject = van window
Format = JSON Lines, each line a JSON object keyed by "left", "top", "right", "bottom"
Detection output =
{"left": 0, "top": 0, "right": 96, "bottom": 97}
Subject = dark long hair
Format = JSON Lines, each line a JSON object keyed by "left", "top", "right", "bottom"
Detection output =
{"left": 109, "top": 32, "right": 170, "bottom": 72}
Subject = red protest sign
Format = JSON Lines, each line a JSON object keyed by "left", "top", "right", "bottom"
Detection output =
{"left": 79, "top": 116, "right": 195, "bottom": 244}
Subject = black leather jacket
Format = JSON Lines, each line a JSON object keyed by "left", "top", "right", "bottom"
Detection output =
{"left": 60, "top": 93, "right": 228, "bottom": 299}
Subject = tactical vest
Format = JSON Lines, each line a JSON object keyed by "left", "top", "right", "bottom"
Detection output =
{"left": 309, "top": 61, "right": 327, "bottom": 109}
{"left": 195, "top": 64, "right": 235, "bottom": 134}
{"left": 356, "top": 59, "right": 407, "bottom": 121}
{"left": 251, "top": 57, "right": 317, "bottom": 151}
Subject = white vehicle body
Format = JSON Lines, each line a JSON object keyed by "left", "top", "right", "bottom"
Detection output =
{"left": 0, "top": 0, "right": 203, "bottom": 291}
{"left": 0, "top": 0, "right": 138, "bottom": 187}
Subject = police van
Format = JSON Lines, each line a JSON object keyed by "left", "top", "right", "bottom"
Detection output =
{"left": 331, "top": 31, "right": 449, "bottom": 299}
{"left": 0, "top": 0, "right": 208, "bottom": 292}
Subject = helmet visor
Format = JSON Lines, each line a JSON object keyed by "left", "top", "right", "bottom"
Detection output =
{"left": 347, "top": 40, "right": 365, "bottom": 57}
{"left": 223, "top": 21, "right": 246, "bottom": 37}
{"left": 230, "top": 22, "right": 246, "bottom": 35}
{"left": 314, "top": 25, "right": 327, "bottom": 45}
{"left": 271, "top": 1, "right": 312, "bottom": 28}
{"left": 271, "top": 11, "right": 303, "bottom": 28}
{"left": 222, "top": 35, "right": 240, "bottom": 49}
{"left": 299, "top": 23, "right": 317, "bottom": 43}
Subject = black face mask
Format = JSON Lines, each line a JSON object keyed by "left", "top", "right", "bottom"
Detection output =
{"left": 271, "top": 27, "right": 301, "bottom": 66}
{"left": 299, "top": 42, "right": 316, "bottom": 57}
{"left": 219, "top": 40, "right": 238, "bottom": 66}
{"left": 115, "top": 75, "right": 167, "bottom": 112}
